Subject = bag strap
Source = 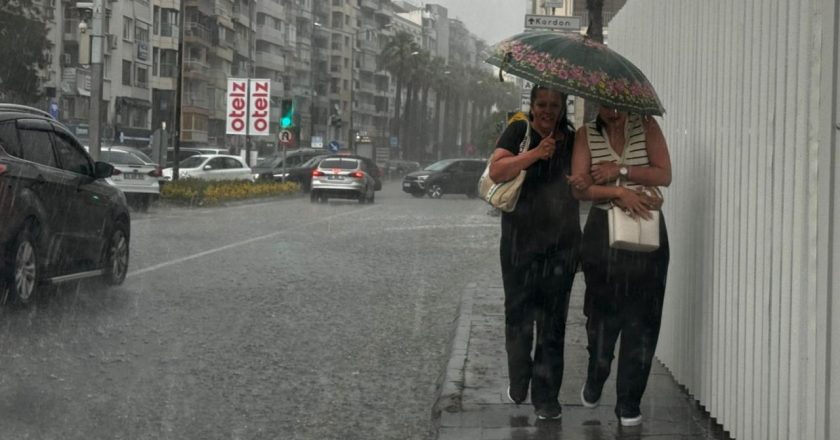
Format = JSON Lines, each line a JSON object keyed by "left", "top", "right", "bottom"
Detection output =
{"left": 519, "top": 122, "right": 531, "bottom": 154}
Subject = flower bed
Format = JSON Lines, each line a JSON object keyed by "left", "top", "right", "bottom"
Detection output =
{"left": 160, "top": 178, "right": 300, "bottom": 206}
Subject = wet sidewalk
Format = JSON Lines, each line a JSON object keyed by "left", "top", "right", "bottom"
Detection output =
{"left": 433, "top": 269, "right": 731, "bottom": 440}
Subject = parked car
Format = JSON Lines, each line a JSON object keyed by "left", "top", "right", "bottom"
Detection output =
{"left": 195, "top": 147, "right": 229, "bottom": 155}
{"left": 310, "top": 156, "right": 376, "bottom": 204}
{"left": 0, "top": 104, "right": 130, "bottom": 305}
{"left": 162, "top": 154, "right": 254, "bottom": 182}
{"left": 86, "top": 145, "right": 161, "bottom": 212}
{"left": 255, "top": 154, "right": 329, "bottom": 191}
{"left": 384, "top": 159, "right": 421, "bottom": 178}
{"left": 251, "top": 148, "right": 326, "bottom": 181}
{"left": 328, "top": 153, "right": 383, "bottom": 190}
{"left": 402, "top": 158, "right": 486, "bottom": 199}
{"left": 164, "top": 147, "right": 203, "bottom": 168}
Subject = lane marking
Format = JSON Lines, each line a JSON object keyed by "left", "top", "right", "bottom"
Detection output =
{"left": 127, "top": 206, "right": 376, "bottom": 277}
{"left": 383, "top": 224, "right": 499, "bottom": 232}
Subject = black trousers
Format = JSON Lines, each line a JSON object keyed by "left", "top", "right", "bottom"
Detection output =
{"left": 500, "top": 247, "right": 577, "bottom": 409}
{"left": 580, "top": 208, "right": 669, "bottom": 417}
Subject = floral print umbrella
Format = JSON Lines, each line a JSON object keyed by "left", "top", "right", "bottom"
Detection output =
{"left": 486, "top": 31, "right": 665, "bottom": 115}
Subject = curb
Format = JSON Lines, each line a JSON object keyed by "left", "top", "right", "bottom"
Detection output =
{"left": 430, "top": 281, "right": 475, "bottom": 435}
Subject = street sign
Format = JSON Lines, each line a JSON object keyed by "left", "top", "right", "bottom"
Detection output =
{"left": 543, "top": 0, "right": 564, "bottom": 8}
{"left": 327, "top": 140, "right": 340, "bottom": 153}
{"left": 311, "top": 135, "right": 323, "bottom": 149}
{"left": 524, "top": 14, "right": 581, "bottom": 31}
{"left": 279, "top": 129, "right": 295, "bottom": 146}
{"left": 389, "top": 136, "right": 399, "bottom": 148}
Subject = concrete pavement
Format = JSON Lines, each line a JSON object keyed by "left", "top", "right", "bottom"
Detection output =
{"left": 433, "top": 265, "right": 732, "bottom": 440}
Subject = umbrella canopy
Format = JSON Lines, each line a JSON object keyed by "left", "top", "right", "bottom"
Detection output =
{"left": 486, "top": 31, "right": 665, "bottom": 116}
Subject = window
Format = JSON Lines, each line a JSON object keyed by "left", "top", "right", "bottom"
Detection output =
{"left": 153, "top": 47, "right": 159, "bottom": 76}
{"left": 153, "top": 6, "right": 160, "bottom": 34}
{"left": 0, "top": 121, "right": 20, "bottom": 157}
{"left": 206, "top": 157, "right": 225, "bottom": 170}
{"left": 131, "top": 107, "right": 148, "bottom": 128}
{"left": 122, "top": 60, "right": 132, "bottom": 85}
{"left": 19, "top": 128, "right": 56, "bottom": 168}
{"left": 223, "top": 158, "right": 243, "bottom": 169}
{"left": 135, "top": 24, "right": 149, "bottom": 42}
{"left": 123, "top": 17, "right": 133, "bottom": 40}
{"left": 51, "top": 132, "right": 92, "bottom": 175}
{"left": 136, "top": 66, "right": 148, "bottom": 88}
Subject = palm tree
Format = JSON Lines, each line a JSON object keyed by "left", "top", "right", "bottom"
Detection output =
{"left": 378, "top": 31, "right": 421, "bottom": 152}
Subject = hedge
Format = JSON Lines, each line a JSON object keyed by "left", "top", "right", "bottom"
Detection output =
{"left": 160, "top": 178, "right": 300, "bottom": 206}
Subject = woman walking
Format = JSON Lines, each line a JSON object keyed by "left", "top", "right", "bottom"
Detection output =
{"left": 567, "top": 105, "right": 672, "bottom": 427}
{"left": 489, "top": 85, "right": 581, "bottom": 420}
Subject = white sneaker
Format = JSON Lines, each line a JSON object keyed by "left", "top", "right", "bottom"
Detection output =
{"left": 620, "top": 414, "right": 643, "bottom": 427}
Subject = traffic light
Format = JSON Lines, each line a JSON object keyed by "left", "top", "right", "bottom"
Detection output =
{"left": 280, "top": 99, "right": 294, "bottom": 128}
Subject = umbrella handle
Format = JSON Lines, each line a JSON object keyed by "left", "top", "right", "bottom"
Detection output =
{"left": 499, "top": 52, "right": 512, "bottom": 82}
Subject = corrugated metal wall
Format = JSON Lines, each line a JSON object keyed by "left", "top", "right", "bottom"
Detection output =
{"left": 606, "top": 1, "right": 838, "bottom": 439}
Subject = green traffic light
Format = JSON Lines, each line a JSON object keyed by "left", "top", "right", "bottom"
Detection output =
{"left": 281, "top": 116, "right": 292, "bottom": 128}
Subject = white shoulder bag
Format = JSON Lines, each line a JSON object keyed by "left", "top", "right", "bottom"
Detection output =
{"left": 477, "top": 122, "right": 530, "bottom": 213}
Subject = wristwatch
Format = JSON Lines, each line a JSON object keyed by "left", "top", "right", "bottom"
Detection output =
{"left": 619, "top": 166, "right": 629, "bottom": 178}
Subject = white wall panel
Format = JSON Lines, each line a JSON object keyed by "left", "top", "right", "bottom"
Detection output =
{"left": 608, "top": 1, "right": 837, "bottom": 438}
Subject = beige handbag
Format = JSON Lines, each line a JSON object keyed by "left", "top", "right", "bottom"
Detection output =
{"left": 477, "top": 122, "right": 531, "bottom": 212}
{"left": 608, "top": 182, "right": 662, "bottom": 252}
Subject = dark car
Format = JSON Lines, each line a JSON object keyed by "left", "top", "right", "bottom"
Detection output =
{"left": 255, "top": 154, "right": 328, "bottom": 191}
{"left": 402, "top": 158, "right": 486, "bottom": 199}
{"left": 0, "top": 104, "right": 130, "bottom": 305}
{"left": 251, "top": 148, "right": 327, "bottom": 183}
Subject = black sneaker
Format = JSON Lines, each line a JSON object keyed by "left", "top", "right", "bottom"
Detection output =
{"left": 617, "top": 406, "right": 643, "bottom": 427}
{"left": 506, "top": 385, "right": 527, "bottom": 405}
{"left": 581, "top": 382, "right": 601, "bottom": 408}
{"left": 535, "top": 402, "right": 562, "bottom": 420}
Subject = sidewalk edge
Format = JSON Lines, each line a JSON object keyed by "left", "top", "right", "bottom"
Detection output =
{"left": 430, "top": 282, "right": 475, "bottom": 435}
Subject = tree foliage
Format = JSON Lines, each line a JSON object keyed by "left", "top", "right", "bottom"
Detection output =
{"left": 0, "top": 0, "right": 53, "bottom": 104}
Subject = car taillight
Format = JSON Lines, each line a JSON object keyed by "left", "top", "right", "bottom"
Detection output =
{"left": 0, "top": 164, "right": 7, "bottom": 175}
{"left": 111, "top": 168, "right": 122, "bottom": 175}
{"left": 148, "top": 166, "right": 162, "bottom": 177}
{"left": 349, "top": 171, "right": 364, "bottom": 179}
{"left": 312, "top": 170, "right": 325, "bottom": 177}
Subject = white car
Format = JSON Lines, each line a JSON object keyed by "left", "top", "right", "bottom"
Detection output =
{"left": 85, "top": 145, "right": 162, "bottom": 211}
{"left": 162, "top": 154, "right": 254, "bottom": 182}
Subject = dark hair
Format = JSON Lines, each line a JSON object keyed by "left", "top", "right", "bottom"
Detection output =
{"left": 528, "top": 85, "right": 574, "bottom": 137}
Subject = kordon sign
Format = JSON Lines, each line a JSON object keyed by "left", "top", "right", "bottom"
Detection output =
{"left": 226, "top": 78, "right": 271, "bottom": 136}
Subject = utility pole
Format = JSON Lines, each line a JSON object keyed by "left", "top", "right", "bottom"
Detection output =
{"left": 88, "top": 0, "right": 105, "bottom": 161}
{"left": 172, "top": 0, "right": 186, "bottom": 180}
{"left": 244, "top": 0, "right": 255, "bottom": 165}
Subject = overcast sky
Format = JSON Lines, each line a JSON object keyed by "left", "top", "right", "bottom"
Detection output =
{"left": 419, "top": 0, "right": 530, "bottom": 45}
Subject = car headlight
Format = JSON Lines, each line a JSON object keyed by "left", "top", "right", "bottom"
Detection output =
{"left": 252, "top": 173, "right": 262, "bottom": 180}
{"left": 417, "top": 175, "right": 428, "bottom": 181}
{"left": 272, "top": 173, "right": 289, "bottom": 179}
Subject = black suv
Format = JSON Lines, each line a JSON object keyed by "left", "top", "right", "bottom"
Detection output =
{"left": 402, "top": 158, "right": 486, "bottom": 198}
{"left": 0, "top": 104, "right": 130, "bottom": 305}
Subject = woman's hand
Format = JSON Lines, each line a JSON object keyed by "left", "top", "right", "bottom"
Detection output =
{"left": 532, "top": 133, "right": 556, "bottom": 161}
{"left": 614, "top": 187, "right": 653, "bottom": 220}
{"left": 566, "top": 173, "right": 591, "bottom": 192}
{"left": 590, "top": 161, "right": 620, "bottom": 184}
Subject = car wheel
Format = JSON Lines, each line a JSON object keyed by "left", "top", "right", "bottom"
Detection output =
{"left": 5, "top": 223, "right": 39, "bottom": 305}
{"left": 427, "top": 184, "right": 444, "bottom": 199}
{"left": 138, "top": 195, "right": 152, "bottom": 212}
{"left": 410, "top": 192, "right": 425, "bottom": 198}
{"left": 368, "top": 190, "right": 375, "bottom": 204}
{"left": 103, "top": 222, "right": 129, "bottom": 286}
{"left": 358, "top": 190, "right": 367, "bottom": 204}
{"left": 310, "top": 190, "right": 319, "bottom": 203}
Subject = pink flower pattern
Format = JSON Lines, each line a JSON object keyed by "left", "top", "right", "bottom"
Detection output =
{"left": 496, "top": 36, "right": 661, "bottom": 112}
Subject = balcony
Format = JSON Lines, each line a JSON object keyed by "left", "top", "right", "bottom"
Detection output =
{"left": 183, "top": 59, "right": 210, "bottom": 80}
{"left": 255, "top": 51, "right": 285, "bottom": 71}
{"left": 360, "top": 0, "right": 377, "bottom": 10}
{"left": 184, "top": 22, "right": 211, "bottom": 45}
{"left": 257, "top": 26, "right": 285, "bottom": 45}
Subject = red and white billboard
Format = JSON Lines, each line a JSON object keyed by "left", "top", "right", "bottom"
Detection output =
{"left": 226, "top": 78, "right": 248, "bottom": 135}
{"left": 226, "top": 78, "right": 272, "bottom": 136}
{"left": 248, "top": 79, "right": 271, "bottom": 136}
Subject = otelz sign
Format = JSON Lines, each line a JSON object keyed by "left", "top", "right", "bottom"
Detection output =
{"left": 226, "top": 78, "right": 272, "bottom": 136}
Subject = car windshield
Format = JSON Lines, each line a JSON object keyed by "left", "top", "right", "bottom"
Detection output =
{"left": 100, "top": 150, "right": 146, "bottom": 165}
{"left": 424, "top": 159, "right": 456, "bottom": 171}
{"left": 320, "top": 158, "right": 358, "bottom": 169}
{"left": 178, "top": 156, "right": 206, "bottom": 168}
{"left": 131, "top": 150, "right": 156, "bottom": 164}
